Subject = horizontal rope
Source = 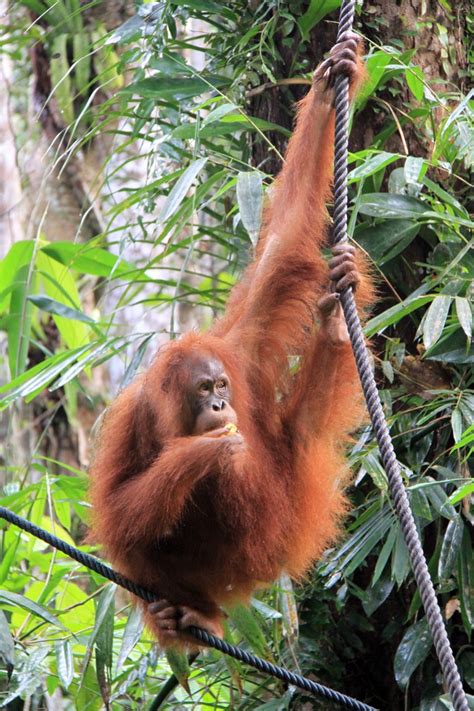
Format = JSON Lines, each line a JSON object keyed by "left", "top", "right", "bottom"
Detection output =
{"left": 0, "top": 506, "right": 376, "bottom": 711}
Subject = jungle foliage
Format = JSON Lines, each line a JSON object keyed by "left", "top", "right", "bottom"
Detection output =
{"left": 0, "top": 1, "right": 472, "bottom": 709}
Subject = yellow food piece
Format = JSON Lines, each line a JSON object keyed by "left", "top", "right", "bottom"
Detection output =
{"left": 224, "top": 423, "right": 239, "bottom": 435}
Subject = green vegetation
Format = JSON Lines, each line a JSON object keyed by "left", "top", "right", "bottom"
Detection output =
{"left": 0, "top": 1, "right": 472, "bottom": 708}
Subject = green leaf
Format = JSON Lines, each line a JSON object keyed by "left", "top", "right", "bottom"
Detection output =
{"left": 82, "top": 584, "right": 116, "bottom": 682}
{"left": 405, "top": 65, "right": 424, "bottom": 101}
{"left": 423, "top": 295, "right": 452, "bottom": 349}
{"left": 348, "top": 151, "right": 399, "bottom": 183}
{"left": 28, "top": 295, "right": 95, "bottom": 324}
{"left": 448, "top": 480, "right": 474, "bottom": 505}
{"left": 41, "top": 242, "right": 133, "bottom": 278}
{"left": 172, "top": 116, "right": 289, "bottom": 139}
{"left": 392, "top": 527, "right": 410, "bottom": 586}
{"left": 394, "top": 618, "right": 432, "bottom": 689}
{"left": 365, "top": 294, "right": 432, "bottom": 338}
{"left": 0, "top": 609, "right": 14, "bottom": 676}
{"left": 458, "top": 529, "right": 474, "bottom": 635}
{"left": 372, "top": 526, "right": 397, "bottom": 584}
{"left": 95, "top": 588, "right": 114, "bottom": 697}
{"left": 202, "top": 102, "right": 237, "bottom": 126}
{"left": 358, "top": 193, "right": 427, "bottom": 219}
{"left": 0, "top": 241, "right": 34, "bottom": 311}
{"left": 116, "top": 607, "right": 143, "bottom": 672}
{"left": 37, "top": 252, "right": 89, "bottom": 349}
{"left": 438, "top": 518, "right": 464, "bottom": 579}
{"left": 159, "top": 158, "right": 208, "bottom": 223}
{"left": 455, "top": 297, "right": 472, "bottom": 339}
{"left": 124, "top": 74, "right": 230, "bottom": 100}
{"left": 236, "top": 172, "right": 263, "bottom": 246}
{"left": 451, "top": 408, "right": 463, "bottom": 443}
{"left": 363, "top": 577, "right": 394, "bottom": 616}
{"left": 56, "top": 640, "right": 74, "bottom": 689}
{"left": 424, "top": 479, "right": 457, "bottom": 520}
{"left": 404, "top": 156, "right": 425, "bottom": 185}
{"left": 8, "top": 263, "right": 35, "bottom": 378}
{"left": 356, "top": 51, "right": 393, "bottom": 108}
{"left": 0, "top": 343, "right": 91, "bottom": 407}
{"left": 298, "top": 0, "right": 341, "bottom": 39}
{"left": 165, "top": 648, "right": 190, "bottom": 692}
{"left": 0, "top": 590, "right": 65, "bottom": 630}
{"left": 226, "top": 602, "right": 269, "bottom": 657}
{"left": 355, "top": 219, "right": 419, "bottom": 265}
{"left": 277, "top": 572, "right": 298, "bottom": 640}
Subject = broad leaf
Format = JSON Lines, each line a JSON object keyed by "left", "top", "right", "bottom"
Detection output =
{"left": 394, "top": 618, "right": 432, "bottom": 689}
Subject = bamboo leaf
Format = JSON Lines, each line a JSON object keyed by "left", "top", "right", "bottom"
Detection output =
{"left": 226, "top": 602, "right": 269, "bottom": 657}
{"left": 116, "top": 607, "right": 143, "bottom": 673}
{"left": 0, "top": 610, "right": 14, "bottom": 677}
{"left": 28, "top": 295, "right": 95, "bottom": 324}
{"left": 348, "top": 151, "right": 399, "bottom": 182}
{"left": 423, "top": 295, "right": 452, "bottom": 349}
{"left": 165, "top": 648, "right": 190, "bottom": 692}
{"left": 202, "top": 102, "right": 237, "bottom": 126}
{"left": 8, "top": 263, "right": 35, "bottom": 378}
{"left": 55, "top": 640, "right": 74, "bottom": 689}
{"left": 458, "top": 529, "right": 474, "bottom": 635}
{"left": 159, "top": 157, "right": 208, "bottom": 223}
{"left": 438, "top": 517, "right": 464, "bottom": 579}
{"left": 0, "top": 590, "right": 65, "bottom": 630}
{"left": 455, "top": 297, "right": 473, "bottom": 339}
{"left": 236, "top": 171, "right": 263, "bottom": 246}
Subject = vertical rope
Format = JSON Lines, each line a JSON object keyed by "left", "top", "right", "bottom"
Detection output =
{"left": 332, "top": 2, "right": 468, "bottom": 709}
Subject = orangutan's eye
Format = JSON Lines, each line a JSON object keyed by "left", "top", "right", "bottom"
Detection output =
{"left": 199, "top": 382, "right": 211, "bottom": 393}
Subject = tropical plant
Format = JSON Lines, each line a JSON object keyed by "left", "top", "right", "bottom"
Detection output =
{"left": 0, "top": 1, "right": 472, "bottom": 709}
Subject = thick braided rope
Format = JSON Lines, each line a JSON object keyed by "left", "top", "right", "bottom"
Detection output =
{"left": 0, "top": 506, "right": 375, "bottom": 711}
{"left": 332, "top": 3, "right": 468, "bottom": 709}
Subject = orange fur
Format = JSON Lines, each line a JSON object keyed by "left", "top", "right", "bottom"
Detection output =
{"left": 88, "top": 41, "right": 374, "bottom": 647}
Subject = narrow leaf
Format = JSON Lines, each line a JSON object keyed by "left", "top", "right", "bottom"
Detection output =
{"left": 159, "top": 158, "right": 208, "bottom": 223}
{"left": 56, "top": 640, "right": 74, "bottom": 689}
{"left": 423, "top": 295, "right": 452, "bottom": 349}
{"left": 348, "top": 151, "right": 399, "bottom": 182}
{"left": 166, "top": 648, "right": 190, "bottom": 692}
{"left": 438, "top": 517, "right": 464, "bottom": 579}
{"left": 455, "top": 297, "right": 472, "bottom": 339}
{"left": 28, "top": 295, "right": 95, "bottom": 324}
{"left": 236, "top": 172, "right": 263, "bottom": 246}
{"left": 116, "top": 607, "right": 143, "bottom": 672}
{"left": 0, "top": 590, "right": 65, "bottom": 630}
{"left": 226, "top": 602, "right": 269, "bottom": 657}
{"left": 0, "top": 610, "right": 14, "bottom": 677}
